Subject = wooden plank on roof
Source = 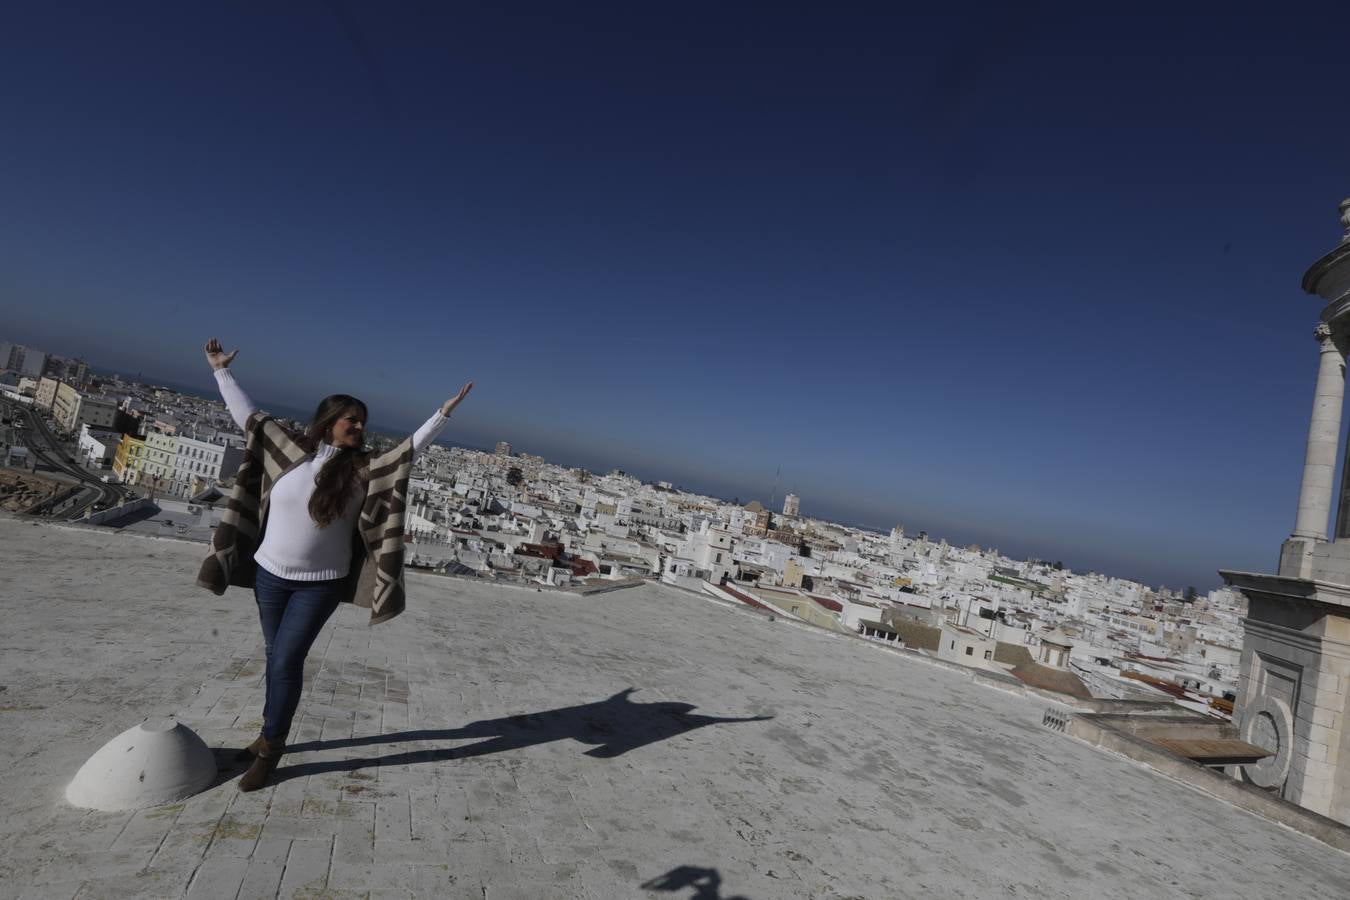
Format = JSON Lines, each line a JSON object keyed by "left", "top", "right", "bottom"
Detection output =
{"left": 1150, "top": 738, "right": 1272, "bottom": 766}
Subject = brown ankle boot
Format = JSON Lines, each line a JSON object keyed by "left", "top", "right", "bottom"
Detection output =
{"left": 238, "top": 739, "right": 285, "bottom": 792}
{"left": 234, "top": 734, "right": 267, "bottom": 763}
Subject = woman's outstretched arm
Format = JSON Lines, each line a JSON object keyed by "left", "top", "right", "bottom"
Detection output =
{"left": 439, "top": 382, "right": 473, "bottom": 419}
{"left": 410, "top": 381, "right": 474, "bottom": 457}
{"left": 204, "top": 337, "right": 257, "bottom": 430}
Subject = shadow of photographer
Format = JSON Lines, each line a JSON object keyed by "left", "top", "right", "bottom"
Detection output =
{"left": 641, "top": 865, "right": 750, "bottom": 900}
{"left": 271, "top": 687, "right": 772, "bottom": 782}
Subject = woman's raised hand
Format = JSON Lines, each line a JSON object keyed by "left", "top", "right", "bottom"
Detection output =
{"left": 440, "top": 381, "right": 474, "bottom": 417}
{"left": 204, "top": 338, "right": 239, "bottom": 370}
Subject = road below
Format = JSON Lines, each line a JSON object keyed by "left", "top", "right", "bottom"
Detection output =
{"left": 2, "top": 398, "right": 130, "bottom": 519}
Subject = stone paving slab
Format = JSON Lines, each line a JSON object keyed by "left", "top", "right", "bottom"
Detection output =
{"left": 2, "top": 515, "right": 1350, "bottom": 898}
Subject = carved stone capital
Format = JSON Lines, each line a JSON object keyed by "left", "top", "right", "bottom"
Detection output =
{"left": 1316, "top": 322, "right": 1350, "bottom": 360}
{"left": 1340, "top": 198, "right": 1350, "bottom": 243}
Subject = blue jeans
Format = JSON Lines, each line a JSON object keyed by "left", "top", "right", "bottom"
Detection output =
{"left": 253, "top": 567, "right": 345, "bottom": 741}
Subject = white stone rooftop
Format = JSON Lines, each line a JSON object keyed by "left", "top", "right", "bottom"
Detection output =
{"left": 2, "top": 514, "right": 1349, "bottom": 899}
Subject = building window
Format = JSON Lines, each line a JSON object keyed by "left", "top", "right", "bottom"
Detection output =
{"left": 950, "top": 641, "right": 955, "bottom": 650}
{"left": 984, "top": 650, "right": 992, "bottom": 660}
{"left": 965, "top": 646, "right": 973, "bottom": 656}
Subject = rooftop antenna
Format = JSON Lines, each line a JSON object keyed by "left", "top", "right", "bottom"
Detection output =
{"left": 771, "top": 465, "right": 780, "bottom": 516}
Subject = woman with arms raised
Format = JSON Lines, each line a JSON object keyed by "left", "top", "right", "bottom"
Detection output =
{"left": 197, "top": 338, "right": 472, "bottom": 791}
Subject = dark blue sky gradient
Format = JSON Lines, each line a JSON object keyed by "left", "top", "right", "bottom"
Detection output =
{"left": 4, "top": 4, "right": 1350, "bottom": 588}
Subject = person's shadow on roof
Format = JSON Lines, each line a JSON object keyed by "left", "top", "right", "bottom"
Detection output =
{"left": 641, "top": 865, "right": 749, "bottom": 900}
{"left": 273, "top": 688, "right": 772, "bottom": 782}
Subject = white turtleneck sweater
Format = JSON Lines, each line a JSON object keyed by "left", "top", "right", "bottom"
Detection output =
{"left": 215, "top": 368, "right": 448, "bottom": 581}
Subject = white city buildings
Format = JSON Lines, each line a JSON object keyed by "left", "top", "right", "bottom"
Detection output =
{"left": 0, "top": 342, "right": 48, "bottom": 378}
{"left": 173, "top": 436, "right": 227, "bottom": 498}
{"left": 52, "top": 383, "right": 118, "bottom": 434}
{"left": 394, "top": 443, "right": 1245, "bottom": 714}
{"left": 77, "top": 423, "right": 121, "bottom": 469}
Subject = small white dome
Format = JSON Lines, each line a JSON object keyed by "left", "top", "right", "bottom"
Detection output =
{"left": 65, "top": 719, "right": 216, "bottom": 811}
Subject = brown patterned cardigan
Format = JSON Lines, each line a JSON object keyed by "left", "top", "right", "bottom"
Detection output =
{"left": 197, "top": 411, "right": 416, "bottom": 624}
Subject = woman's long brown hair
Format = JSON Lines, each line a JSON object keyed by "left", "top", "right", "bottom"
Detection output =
{"left": 297, "top": 394, "right": 368, "bottom": 527}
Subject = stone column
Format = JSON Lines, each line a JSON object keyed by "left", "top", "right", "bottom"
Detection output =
{"left": 1336, "top": 421, "right": 1350, "bottom": 540}
{"left": 1294, "top": 323, "right": 1346, "bottom": 540}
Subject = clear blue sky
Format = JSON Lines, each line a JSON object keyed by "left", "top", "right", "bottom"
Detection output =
{"left": 4, "top": 3, "right": 1349, "bottom": 590}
